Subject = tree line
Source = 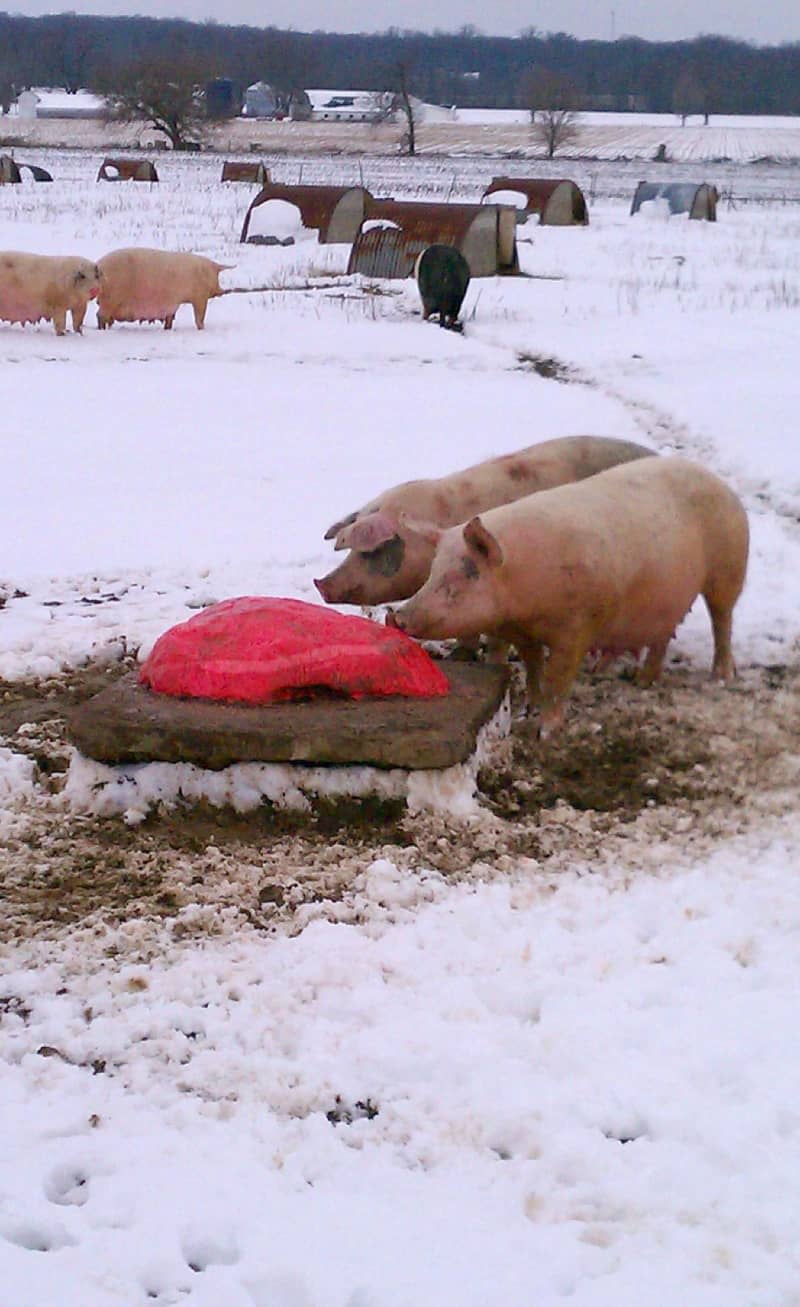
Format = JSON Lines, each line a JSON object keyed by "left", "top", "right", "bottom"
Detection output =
{"left": 1, "top": 13, "right": 800, "bottom": 118}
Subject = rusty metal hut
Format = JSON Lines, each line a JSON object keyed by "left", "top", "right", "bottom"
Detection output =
{"left": 481, "top": 177, "right": 588, "bottom": 226}
{"left": 241, "top": 183, "right": 373, "bottom": 244}
{"left": 97, "top": 157, "right": 159, "bottom": 182}
{"left": 221, "top": 160, "right": 270, "bottom": 184}
{"left": 0, "top": 154, "right": 22, "bottom": 183}
{"left": 0, "top": 156, "right": 53, "bottom": 182}
{"left": 347, "top": 200, "right": 519, "bottom": 279}
{"left": 630, "top": 181, "right": 718, "bottom": 221}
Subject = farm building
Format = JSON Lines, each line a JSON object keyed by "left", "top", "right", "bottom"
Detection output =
{"left": 241, "top": 184, "right": 374, "bottom": 245}
{"left": 11, "top": 88, "right": 104, "bottom": 119}
{"left": 243, "top": 82, "right": 279, "bottom": 119}
{"left": 630, "top": 181, "right": 718, "bottom": 220}
{"left": 97, "top": 158, "right": 159, "bottom": 182}
{"left": 481, "top": 178, "right": 589, "bottom": 226}
{"left": 222, "top": 160, "right": 270, "bottom": 184}
{"left": 205, "top": 78, "right": 242, "bottom": 120}
{"left": 306, "top": 89, "right": 394, "bottom": 123}
{"left": 347, "top": 200, "right": 519, "bottom": 279}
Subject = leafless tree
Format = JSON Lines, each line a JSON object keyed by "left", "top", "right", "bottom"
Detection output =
{"left": 385, "top": 59, "right": 418, "bottom": 156}
{"left": 672, "top": 67, "right": 707, "bottom": 125}
{"left": 100, "top": 57, "right": 209, "bottom": 149}
{"left": 518, "top": 64, "right": 580, "bottom": 158}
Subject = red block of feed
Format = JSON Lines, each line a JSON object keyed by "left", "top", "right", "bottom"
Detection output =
{"left": 139, "top": 596, "right": 450, "bottom": 703}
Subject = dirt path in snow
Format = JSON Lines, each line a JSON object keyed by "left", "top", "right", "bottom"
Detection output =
{"left": 1, "top": 651, "right": 798, "bottom": 953}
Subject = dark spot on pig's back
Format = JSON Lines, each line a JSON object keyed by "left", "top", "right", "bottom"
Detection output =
{"left": 363, "top": 535, "right": 406, "bottom": 578}
{"left": 506, "top": 461, "right": 536, "bottom": 484}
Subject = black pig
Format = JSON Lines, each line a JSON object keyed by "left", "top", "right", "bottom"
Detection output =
{"left": 415, "top": 244, "right": 470, "bottom": 331}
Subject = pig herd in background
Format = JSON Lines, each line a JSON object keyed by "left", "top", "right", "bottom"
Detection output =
{"left": 0, "top": 242, "right": 465, "bottom": 336}
{"left": 316, "top": 436, "right": 749, "bottom": 738}
{"left": 0, "top": 248, "right": 229, "bottom": 335}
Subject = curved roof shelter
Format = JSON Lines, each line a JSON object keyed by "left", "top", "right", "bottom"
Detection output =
{"left": 347, "top": 200, "right": 519, "bottom": 279}
{"left": 1, "top": 156, "right": 53, "bottom": 183}
{"left": 482, "top": 177, "right": 588, "bottom": 226}
{"left": 630, "top": 181, "right": 718, "bottom": 221}
{"left": 222, "top": 160, "right": 270, "bottom": 184}
{"left": 97, "top": 157, "right": 159, "bottom": 182}
{"left": 241, "top": 183, "right": 373, "bottom": 244}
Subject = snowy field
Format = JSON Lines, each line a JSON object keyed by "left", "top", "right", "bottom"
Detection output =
{"left": 7, "top": 103, "right": 800, "bottom": 170}
{"left": 1, "top": 148, "right": 800, "bottom": 1306}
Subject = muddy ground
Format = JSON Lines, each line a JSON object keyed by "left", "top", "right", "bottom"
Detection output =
{"left": 1, "top": 651, "right": 798, "bottom": 952}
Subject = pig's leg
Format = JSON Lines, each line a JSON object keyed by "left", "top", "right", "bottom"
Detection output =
{"left": 164, "top": 314, "right": 175, "bottom": 330}
{"left": 192, "top": 298, "right": 208, "bottom": 330}
{"left": 534, "top": 635, "right": 591, "bottom": 738}
{"left": 705, "top": 597, "right": 736, "bottom": 681}
{"left": 52, "top": 308, "right": 67, "bottom": 336}
{"left": 637, "top": 637, "right": 670, "bottom": 687}
{"left": 515, "top": 636, "right": 547, "bottom": 703}
{"left": 71, "top": 305, "right": 86, "bottom": 334}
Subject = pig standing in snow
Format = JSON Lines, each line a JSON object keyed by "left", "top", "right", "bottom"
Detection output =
{"left": 315, "top": 435, "right": 655, "bottom": 607}
{"left": 389, "top": 457, "right": 749, "bottom": 737}
{"left": 415, "top": 244, "right": 471, "bottom": 330}
{"left": 0, "top": 252, "right": 101, "bottom": 335}
{"left": 96, "top": 248, "right": 231, "bottom": 330}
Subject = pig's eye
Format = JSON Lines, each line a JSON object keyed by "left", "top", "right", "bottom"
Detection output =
{"left": 75, "top": 271, "right": 86, "bottom": 280}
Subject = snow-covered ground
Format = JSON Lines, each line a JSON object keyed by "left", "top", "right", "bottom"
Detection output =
{"left": 6, "top": 102, "right": 800, "bottom": 165}
{"left": 1, "top": 151, "right": 799, "bottom": 1306}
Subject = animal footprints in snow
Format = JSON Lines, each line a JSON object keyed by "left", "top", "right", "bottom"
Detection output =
{"left": 1, "top": 1219, "right": 77, "bottom": 1252}
{"left": 181, "top": 1226, "right": 241, "bottom": 1272}
{"left": 44, "top": 1161, "right": 90, "bottom": 1206}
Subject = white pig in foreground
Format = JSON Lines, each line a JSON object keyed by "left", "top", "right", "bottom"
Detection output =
{"left": 389, "top": 457, "right": 749, "bottom": 737}
{"left": 96, "top": 248, "right": 231, "bottom": 330}
{"left": 316, "top": 435, "right": 655, "bottom": 606}
{"left": 0, "top": 251, "right": 102, "bottom": 335}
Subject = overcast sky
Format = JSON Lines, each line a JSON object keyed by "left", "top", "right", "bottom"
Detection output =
{"left": 12, "top": 0, "right": 800, "bottom": 44}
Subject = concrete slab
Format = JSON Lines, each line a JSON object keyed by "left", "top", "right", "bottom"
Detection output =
{"left": 68, "top": 664, "right": 510, "bottom": 771}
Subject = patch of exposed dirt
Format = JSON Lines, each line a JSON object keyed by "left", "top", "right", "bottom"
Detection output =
{"left": 1, "top": 655, "right": 798, "bottom": 949}
{"left": 515, "top": 351, "right": 575, "bottom": 383}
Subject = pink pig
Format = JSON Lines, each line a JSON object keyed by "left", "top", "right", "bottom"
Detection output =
{"left": 389, "top": 456, "right": 749, "bottom": 737}
{"left": 316, "top": 435, "right": 655, "bottom": 606}
{"left": 96, "top": 248, "right": 231, "bottom": 330}
{"left": 0, "top": 251, "right": 101, "bottom": 335}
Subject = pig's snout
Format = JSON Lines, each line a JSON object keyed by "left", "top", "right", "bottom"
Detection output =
{"left": 313, "top": 577, "right": 331, "bottom": 603}
{"left": 386, "top": 609, "right": 402, "bottom": 629}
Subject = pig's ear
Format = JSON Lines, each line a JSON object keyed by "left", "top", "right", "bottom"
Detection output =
{"left": 337, "top": 510, "right": 400, "bottom": 553}
{"left": 398, "top": 513, "right": 444, "bottom": 548}
{"left": 324, "top": 510, "right": 358, "bottom": 541}
{"left": 463, "top": 516, "right": 504, "bottom": 568}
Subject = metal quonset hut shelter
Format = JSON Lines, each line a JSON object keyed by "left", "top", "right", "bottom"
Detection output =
{"left": 241, "top": 183, "right": 373, "bottom": 245}
{"left": 630, "top": 181, "right": 718, "bottom": 221}
{"left": 97, "top": 158, "right": 159, "bottom": 182}
{"left": 482, "top": 177, "right": 588, "bottom": 226}
{"left": 347, "top": 200, "right": 519, "bottom": 279}
{"left": 222, "top": 160, "right": 270, "bottom": 184}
